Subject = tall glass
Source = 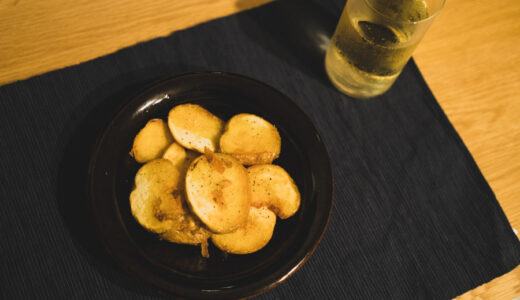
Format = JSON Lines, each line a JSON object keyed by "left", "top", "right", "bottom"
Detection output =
{"left": 325, "top": 0, "right": 445, "bottom": 98}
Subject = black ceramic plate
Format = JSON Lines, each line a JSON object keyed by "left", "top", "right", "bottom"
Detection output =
{"left": 89, "top": 72, "right": 333, "bottom": 299}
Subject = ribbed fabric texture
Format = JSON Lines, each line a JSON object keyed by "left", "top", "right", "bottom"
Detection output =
{"left": 1, "top": 0, "right": 519, "bottom": 299}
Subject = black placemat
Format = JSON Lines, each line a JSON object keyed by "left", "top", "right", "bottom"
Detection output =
{"left": 1, "top": 0, "right": 519, "bottom": 299}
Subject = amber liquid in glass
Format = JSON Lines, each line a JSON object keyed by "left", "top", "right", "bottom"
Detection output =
{"left": 325, "top": 0, "right": 429, "bottom": 98}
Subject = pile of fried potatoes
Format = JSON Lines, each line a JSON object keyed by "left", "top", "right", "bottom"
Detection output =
{"left": 129, "top": 104, "right": 300, "bottom": 257}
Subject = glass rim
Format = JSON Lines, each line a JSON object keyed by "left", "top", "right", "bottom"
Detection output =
{"left": 362, "top": 0, "right": 446, "bottom": 25}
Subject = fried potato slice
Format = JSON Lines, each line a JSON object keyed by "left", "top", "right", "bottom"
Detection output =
{"left": 161, "top": 211, "right": 212, "bottom": 258}
{"left": 161, "top": 213, "right": 211, "bottom": 245}
{"left": 184, "top": 150, "right": 200, "bottom": 168}
{"left": 131, "top": 159, "right": 211, "bottom": 256}
{"left": 131, "top": 119, "right": 174, "bottom": 163}
{"left": 185, "top": 152, "right": 250, "bottom": 233}
{"left": 248, "top": 164, "right": 300, "bottom": 219}
{"left": 212, "top": 207, "right": 276, "bottom": 254}
{"left": 129, "top": 159, "right": 183, "bottom": 233}
{"left": 162, "top": 142, "right": 186, "bottom": 169}
{"left": 219, "top": 113, "right": 281, "bottom": 165}
{"left": 168, "top": 104, "right": 224, "bottom": 153}
{"left": 162, "top": 143, "right": 200, "bottom": 178}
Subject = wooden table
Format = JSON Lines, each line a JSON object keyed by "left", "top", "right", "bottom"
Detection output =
{"left": 1, "top": 0, "right": 518, "bottom": 298}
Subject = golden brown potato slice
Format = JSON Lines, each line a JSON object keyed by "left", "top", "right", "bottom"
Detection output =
{"left": 184, "top": 150, "right": 200, "bottom": 168}
{"left": 212, "top": 207, "right": 276, "bottom": 254}
{"left": 248, "top": 164, "right": 300, "bottom": 219}
{"left": 219, "top": 113, "right": 281, "bottom": 165}
{"left": 131, "top": 159, "right": 210, "bottom": 256}
{"left": 162, "top": 142, "right": 186, "bottom": 169}
{"left": 129, "top": 159, "right": 183, "bottom": 233}
{"left": 161, "top": 213, "right": 211, "bottom": 245}
{"left": 131, "top": 119, "right": 174, "bottom": 163}
{"left": 185, "top": 152, "right": 250, "bottom": 233}
{"left": 168, "top": 104, "right": 224, "bottom": 153}
{"left": 161, "top": 211, "right": 212, "bottom": 258}
{"left": 162, "top": 143, "right": 200, "bottom": 178}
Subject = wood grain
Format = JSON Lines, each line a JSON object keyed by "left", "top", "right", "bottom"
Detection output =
{"left": 0, "top": 0, "right": 271, "bottom": 85}
{"left": 414, "top": 0, "right": 520, "bottom": 298}
{"left": 1, "top": 0, "right": 519, "bottom": 298}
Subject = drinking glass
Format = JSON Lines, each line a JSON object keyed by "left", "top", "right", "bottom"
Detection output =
{"left": 325, "top": 0, "right": 445, "bottom": 98}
